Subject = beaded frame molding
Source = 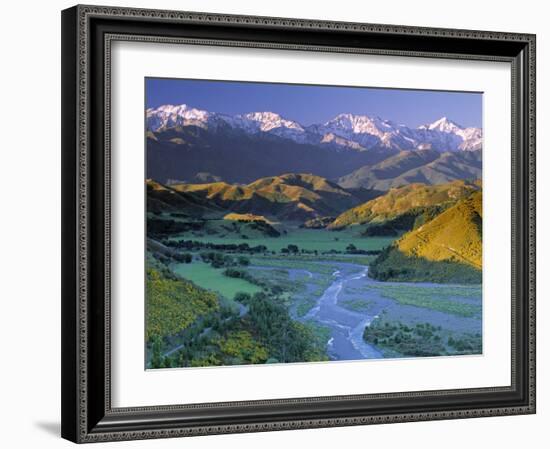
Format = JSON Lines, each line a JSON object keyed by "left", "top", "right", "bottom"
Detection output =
{"left": 61, "top": 4, "right": 536, "bottom": 443}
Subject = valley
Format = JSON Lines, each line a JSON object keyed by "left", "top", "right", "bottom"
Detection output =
{"left": 146, "top": 174, "right": 482, "bottom": 368}
{"left": 144, "top": 93, "right": 483, "bottom": 369}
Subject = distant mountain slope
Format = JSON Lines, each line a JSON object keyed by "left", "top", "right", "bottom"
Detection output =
{"left": 369, "top": 190, "right": 482, "bottom": 283}
{"left": 329, "top": 180, "right": 479, "bottom": 230}
{"left": 146, "top": 104, "right": 482, "bottom": 184}
{"left": 147, "top": 125, "right": 391, "bottom": 184}
{"left": 337, "top": 150, "right": 482, "bottom": 190}
{"left": 170, "top": 173, "right": 363, "bottom": 222}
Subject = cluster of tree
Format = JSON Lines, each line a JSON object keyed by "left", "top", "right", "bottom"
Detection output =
{"left": 235, "top": 292, "right": 327, "bottom": 363}
{"left": 364, "top": 320, "right": 447, "bottom": 357}
{"left": 149, "top": 289, "right": 327, "bottom": 368}
{"left": 447, "top": 333, "right": 482, "bottom": 354}
{"left": 148, "top": 301, "right": 244, "bottom": 368}
{"left": 172, "top": 252, "right": 192, "bottom": 263}
{"left": 164, "top": 239, "right": 268, "bottom": 254}
{"left": 278, "top": 243, "right": 380, "bottom": 256}
{"left": 201, "top": 252, "right": 251, "bottom": 269}
{"left": 344, "top": 244, "right": 381, "bottom": 255}
{"left": 280, "top": 244, "right": 300, "bottom": 254}
{"left": 369, "top": 246, "right": 482, "bottom": 284}
{"left": 147, "top": 218, "right": 205, "bottom": 238}
{"left": 151, "top": 249, "right": 192, "bottom": 265}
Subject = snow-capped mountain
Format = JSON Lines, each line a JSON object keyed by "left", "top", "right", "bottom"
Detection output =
{"left": 146, "top": 104, "right": 219, "bottom": 130}
{"left": 146, "top": 104, "right": 482, "bottom": 153}
{"left": 418, "top": 117, "right": 482, "bottom": 151}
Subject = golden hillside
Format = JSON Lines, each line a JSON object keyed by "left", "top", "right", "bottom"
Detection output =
{"left": 168, "top": 173, "right": 361, "bottom": 221}
{"left": 223, "top": 212, "right": 272, "bottom": 223}
{"left": 396, "top": 190, "right": 482, "bottom": 269}
{"left": 329, "top": 180, "right": 478, "bottom": 229}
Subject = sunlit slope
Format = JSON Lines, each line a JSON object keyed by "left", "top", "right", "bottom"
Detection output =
{"left": 170, "top": 173, "right": 362, "bottom": 221}
{"left": 369, "top": 190, "right": 482, "bottom": 283}
{"left": 329, "top": 180, "right": 478, "bottom": 229}
{"left": 397, "top": 190, "right": 482, "bottom": 268}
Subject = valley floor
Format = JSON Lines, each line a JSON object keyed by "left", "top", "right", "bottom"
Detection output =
{"left": 147, "top": 227, "right": 482, "bottom": 368}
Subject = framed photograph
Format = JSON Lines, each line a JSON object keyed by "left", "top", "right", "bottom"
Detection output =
{"left": 61, "top": 4, "right": 536, "bottom": 443}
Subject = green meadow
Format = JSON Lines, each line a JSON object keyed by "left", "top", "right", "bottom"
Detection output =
{"left": 172, "top": 261, "right": 262, "bottom": 300}
{"left": 169, "top": 227, "right": 394, "bottom": 253}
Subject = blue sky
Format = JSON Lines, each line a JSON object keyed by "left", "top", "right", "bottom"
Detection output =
{"left": 146, "top": 78, "right": 482, "bottom": 128}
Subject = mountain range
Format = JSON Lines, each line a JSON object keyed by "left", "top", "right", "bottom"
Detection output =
{"left": 146, "top": 104, "right": 482, "bottom": 186}
{"left": 147, "top": 104, "right": 481, "bottom": 152}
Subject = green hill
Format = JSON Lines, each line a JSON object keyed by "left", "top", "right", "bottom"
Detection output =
{"left": 369, "top": 190, "right": 482, "bottom": 283}
{"left": 329, "top": 180, "right": 478, "bottom": 230}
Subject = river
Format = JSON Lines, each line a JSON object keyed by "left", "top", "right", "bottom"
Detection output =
{"left": 301, "top": 264, "right": 384, "bottom": 361}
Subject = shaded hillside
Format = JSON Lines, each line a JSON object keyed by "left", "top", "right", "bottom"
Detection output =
{"left": 329, "top": 180, "right": 479, "bottom": 230}
{"left": 170, "top": 173, "right": 364, "bottom": 221}
{"left": 369, "top": 191, "right": 482, "bottom": 283}
{"left": 147, "top": 126, "right": 393, "bottom": 184}
{"left": 338, "top": 150, "right": 482, "bottom": 190}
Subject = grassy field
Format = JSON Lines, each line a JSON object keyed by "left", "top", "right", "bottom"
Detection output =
{"left": 169, "top": 227, "right": 395, "bottom": 253}
{"left": 249, "top": 257, "right": 339, "bottom": 274}
{"left": 172, "top": 262, "right": 262, "bottom": 300}
{"left": 364, "top": 283, "right": 481, "bottom": 318}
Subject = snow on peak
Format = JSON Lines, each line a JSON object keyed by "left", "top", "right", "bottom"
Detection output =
{"left": 146, "top": 104, "right": 215, "bottom": 131}
{"left": 420, "top": 117, "right": 463, "bottom": 133}
{"left": 146, "top": 104, "right": 482, "bottom": 152}
{"left": 238, "top": 111, "right": 304, "bottom": 132}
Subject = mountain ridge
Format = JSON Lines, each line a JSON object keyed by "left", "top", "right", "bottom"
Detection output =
{"left": 166, "top": 173, "right": 364, "bottom": 222}
{"left": 338, "top": 149, "right": 482, "bottom": 190}
{"left": 147, "top": 103, "right": 482, "bottom": 153}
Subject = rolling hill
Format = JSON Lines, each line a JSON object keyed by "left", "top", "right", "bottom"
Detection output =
{"left": 397, "top": 190, "right": 482, "bottom": 268}
{"left": 369, "top": 190, "right": 482, "bottom": 283}
{"left": 169, "top": 173, "right": 364, "bottom": 221}
{"left": 337, "top": 149, "right": 482, "bottom": 190}
{"left": 328, "top": 180, "right": 479, "bottom": 230}
{"left": 146, "top": 179, "right": 225, "bottom": 218}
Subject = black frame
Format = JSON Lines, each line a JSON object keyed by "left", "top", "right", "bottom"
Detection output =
{"left": 61, "top": 4, "right": 536, "bottom": 443}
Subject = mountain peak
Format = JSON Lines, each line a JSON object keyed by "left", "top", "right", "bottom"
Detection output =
{"left": 239, "top": 111, "right": 304, "bottom": 132}
{"left": 324, "top": 113, "right": 394, "bottom": 135}
{"left": 149, "top": 103, "right": 189, "bottom": 113}
{"left": 146, "top": 104, "right": 214, "bottom": 131}
{"left": 421, "top": 116, "right": 463, "bottom": 132}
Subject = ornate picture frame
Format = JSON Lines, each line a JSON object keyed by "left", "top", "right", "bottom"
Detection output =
{"left": 61, "top": 4, "right": 536, "bottom": 443}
